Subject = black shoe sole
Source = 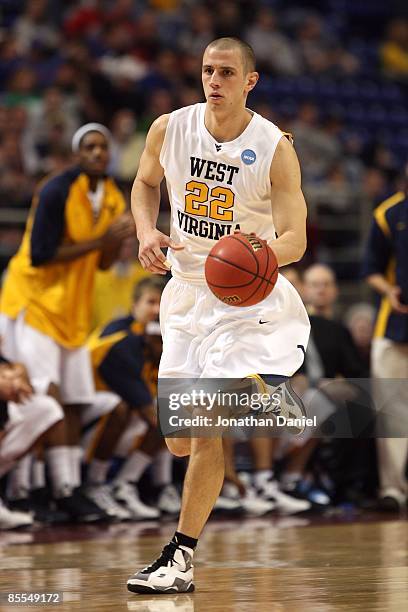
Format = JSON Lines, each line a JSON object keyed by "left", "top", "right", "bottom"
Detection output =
{"left": 127, "top": 583, "right": 195, "bottom": 594}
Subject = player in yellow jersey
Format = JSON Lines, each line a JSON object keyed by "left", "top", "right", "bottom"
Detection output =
{"left": 0, "top": 123, "right": 135, "bottom": 522}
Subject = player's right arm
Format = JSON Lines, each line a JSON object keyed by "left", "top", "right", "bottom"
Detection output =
{"left": 131, "top": 114, "right": 183, "bottom": 275}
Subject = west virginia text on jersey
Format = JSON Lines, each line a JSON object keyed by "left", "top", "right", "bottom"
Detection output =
{"left": 159, "top": 103, "right": 285, "bottom": 283}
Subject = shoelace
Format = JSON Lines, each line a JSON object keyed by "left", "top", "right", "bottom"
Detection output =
{"left": 141, "top": 542, "right": 179, "bottom": 574}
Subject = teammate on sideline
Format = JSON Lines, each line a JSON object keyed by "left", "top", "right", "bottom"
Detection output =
{"left": 83, "top": 277, "right": 179, "bottom": 520}
{"left": 363, "top": 184, "right": 408, "bottom": 511}
{"left": 0, "top": 355, "right": 64, "bottom": 528}
{"left": 127, "top": 37, "right": 310, "bottom": 594}
{"left": 0, "top": 123, "right": 134, "bottom": 522}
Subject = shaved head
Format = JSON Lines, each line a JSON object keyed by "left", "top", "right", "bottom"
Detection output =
{"left": 304, "top": 264, "right": 336, "bottom": 285}
{"left": 205, "top": 37, "right": 256, "bottom": 74}
{"left": 303, "top": 264, "right": 338, "bottom": 317}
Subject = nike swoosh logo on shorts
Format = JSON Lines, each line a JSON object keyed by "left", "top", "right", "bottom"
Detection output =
{"left": 259, "top": 319, "right": 270, "bottom": 324}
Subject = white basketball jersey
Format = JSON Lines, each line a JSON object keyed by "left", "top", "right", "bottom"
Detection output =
{"left": 159, "top": 103, "right": 284, "bottom": 282}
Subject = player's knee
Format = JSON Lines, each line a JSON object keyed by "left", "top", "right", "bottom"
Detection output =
{"left": 191, "top": 437, "right": 223, "bottom": 454}
{"left": 165, "top": 437, "right": 191, "bottom": 457}
{"left": 35, "top": 395, "right": 64, "bottom": 422}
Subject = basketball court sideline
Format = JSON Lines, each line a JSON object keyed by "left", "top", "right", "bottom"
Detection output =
{"left": 1, "top": 514, "right": 407, "bottom": 611}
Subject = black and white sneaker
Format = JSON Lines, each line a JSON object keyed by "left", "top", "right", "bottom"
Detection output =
{"left": 54, "top": 486, "right": 110, "bottom": 523}
{"left": 127, "top": 541, "right": 194, "bottom": 594}
{"left": 9, "top": 488, "right": 69, "bottom": 524}
{"left": 156, "top": 484, "right": 181, "bottom": 515}
{"left": 113, "top": 482, "right": 160, "bottom": 520}
{"left": 258, "top": 477, "right": 311, "bottom": 514}
{"left": 84, "top": 484, "right": 132, "bottom": 521}
{"left": 246, "top": 375, "right": 307, "bottom": 435}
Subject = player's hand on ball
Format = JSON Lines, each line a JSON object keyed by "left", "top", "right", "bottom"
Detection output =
{"left": 138, "top": 229, "right": 184, "bottom": 275}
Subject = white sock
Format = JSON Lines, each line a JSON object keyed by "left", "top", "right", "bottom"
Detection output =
{"left": 254, "top": 469, "right": 274, "bottom": 489}
{"left": 152, "top": 450, "right": 173, "bottom": 487}
{"left": 46, "top": 446, "right": 74, "bottom": 496}
{"left": 6, "top": 455, "right": 32, "bottom": 499}
{"left": 32, "top": 460, "right": 46, "bottom": 489}
{"left": 70, "top": 446, "right": 83, "bottom": 488}
{"left": 114, "top": 414, "right": 148, "bottom": 457}
{"left": 114, "top": 450, "right": 152, "bottom": 484}
{"left": 87, "top": 459, "right": 110, "bottom": 485}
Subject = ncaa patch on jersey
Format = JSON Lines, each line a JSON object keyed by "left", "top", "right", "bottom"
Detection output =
{"left": 241, "top": 149, "right": 256, "bottom": 165}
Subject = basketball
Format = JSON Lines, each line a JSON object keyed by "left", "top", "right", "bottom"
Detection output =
{"left": 205, "top": 232, "right": 278, "bottom": 307}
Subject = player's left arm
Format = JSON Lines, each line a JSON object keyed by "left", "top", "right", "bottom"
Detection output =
{"left": 269, "top": 136, "right": 307, "bottom": 267}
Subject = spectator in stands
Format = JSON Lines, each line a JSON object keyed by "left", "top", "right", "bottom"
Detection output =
{"left": 138, "top": 89, "right": 174, "bottom": 133}
{"left": 214, "top": 1, "right": 244, "bottom": 39}
{"left": 0, "top": 110, "right": 35, "bottom": 210}
{"left": 0, "top": 123, "right": 134, "bottom": 522}
{"left": 108, "top": 109, "right": 146, "bottom": 182}
{"left": 303, "top": 263, "right": 367, "bottom": 377}
{"left": 24, "top": 86, "right": 80, "bottom": 176}
{"left": 362, "top": 184, "right": 408, "bottom": 512}
{"left": 280, "top": 264, "right": 370, "bottom": 505}
{"left": 303, "top": 263, "right": 338, "bottom": 319}
{"left": 245, "top": 8, "right": 301, "bottom": 76}
{"left": 362, "top": 168, "right": 389, "bottom": 207}
{"left": 3, "top": 67, "right": 39, "bottom": 111}
{"left": 344, "top": 303, "right": 376, "bottom": 373}
{"left": 179, "top": 5, "right": 215, "bottom": 57}
{"left": 290, "top": 103, "right": 341, "bottom": 183}
{"left": 380, "top": 18, "right": 408, "bottom": 81}
{"left": 305, "top": 163, "right": 356, "bottom": 215}
{"left": 280, "top": 264, "right": 305, "bottom": 296}
{"left": 12, "top": 0, "right": 59, "bottom": 54}
{"left": 295, "top": 13, "right": 359, "bottom": 76}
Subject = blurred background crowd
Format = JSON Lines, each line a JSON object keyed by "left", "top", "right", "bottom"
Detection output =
{"left": 0, "top": 0, "right": 407, "bottom": 293}
{"left": 0, "top": 0, "right": 407, "bottom": 529}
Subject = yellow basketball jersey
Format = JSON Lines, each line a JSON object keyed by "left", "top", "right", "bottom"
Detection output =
{"left": 0, "top": 167, "right": 125, "bottom": 348}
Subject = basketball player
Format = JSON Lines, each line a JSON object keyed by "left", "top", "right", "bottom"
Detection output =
{"left": 0, "top": 123, "right": 135, "bottom": 522}
{"left": 84, "top": 277, "right": 177, "bottom": 520}
{"left": 362, "top": 184, "right": 408, "bottom": 511}
{"left": 0, "top": 354, "right": 65, "bottom": 526}
{"left": 127, "top": 38, "right": 310, "bottom": 594}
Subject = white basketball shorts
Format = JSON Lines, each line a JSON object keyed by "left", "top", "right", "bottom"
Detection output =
{"left": 0, "top": 395, "right": 63, "bottom": 478}
{"left": 0, "top": 313, "right": 95, "bottom": 404}
{"left": 81, "top": 391, "right": 122, "bottom": 428}
{"left": 158, "top": 274, "right": 310, "bottom": 379}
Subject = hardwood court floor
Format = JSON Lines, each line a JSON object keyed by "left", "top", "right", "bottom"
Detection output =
{"left": 0, "top": 514, "right": 407, "bottom": 612}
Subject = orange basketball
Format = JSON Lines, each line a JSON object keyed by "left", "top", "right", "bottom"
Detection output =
{"left": 205, "top": 232, "right": 278, "bottom": 307}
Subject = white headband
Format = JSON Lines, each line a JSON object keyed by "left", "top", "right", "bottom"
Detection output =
{"left": 71, "top": 123, "right": 111, "bottom": 153}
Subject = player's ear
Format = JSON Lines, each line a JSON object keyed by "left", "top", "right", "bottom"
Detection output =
{"left": 246, "top": 71, "right": 259, "bottom": 92}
